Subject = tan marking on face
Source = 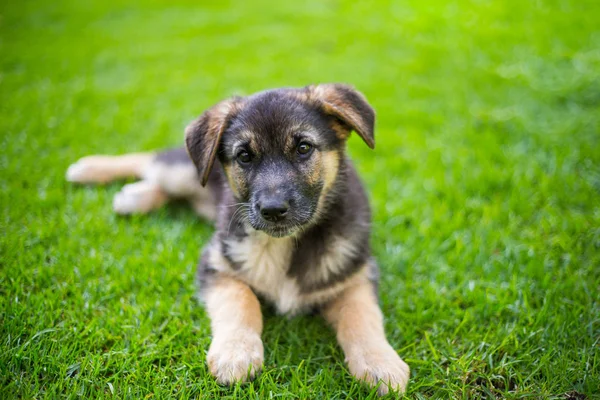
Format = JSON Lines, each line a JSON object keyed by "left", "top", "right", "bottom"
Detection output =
{"left": 226, "top": 131, "right": 256, "bottom": 199}
{"left": 233, "top": 130, "right": 259, "bottom": 155}
{"left": 285, "top": 124, "right": 319, "bottom": 149}
{"left": 321, "top": 150, "right": 340, "bottom": 193}
{"left": 321, "top": 278, "right": 410, "bottom": 395}
{"left": 303, "top": 150, "right": 322, "bottom": 187}
{"left": 222, "top": 164, "right": 243, "bottom": 199}
{"left": 284, "top": 130, "right": 296, "bottom": 150}
{"left": 311, "top": 150, "right": 340, "bottom": 219}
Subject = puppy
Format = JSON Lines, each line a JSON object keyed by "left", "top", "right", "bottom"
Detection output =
{"left": 66, "top": 84, "right": 410, "bottom": 395}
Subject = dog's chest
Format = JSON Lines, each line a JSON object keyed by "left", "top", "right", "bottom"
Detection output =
{"left": 223, "top": 232, "right": 303, "bottom": 314}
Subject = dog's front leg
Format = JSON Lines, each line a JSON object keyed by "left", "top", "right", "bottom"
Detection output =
{"left": 203, "top": 275, "right": 264, "bottom": 384}
{"left": 322, "top": 281, "right": 410, "bottom": 396}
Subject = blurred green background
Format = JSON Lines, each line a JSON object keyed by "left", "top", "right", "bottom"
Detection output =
{"left": 1, "top": 0, "right": 599, "bottom": 398}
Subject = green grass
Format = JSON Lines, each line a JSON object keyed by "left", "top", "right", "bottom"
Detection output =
{"left": 1, "top": 0, "right": 599, "bottom": 398}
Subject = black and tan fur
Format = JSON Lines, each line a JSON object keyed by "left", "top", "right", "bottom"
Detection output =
{"left": 66, "top": 84, "right": 410, "bottom": 395}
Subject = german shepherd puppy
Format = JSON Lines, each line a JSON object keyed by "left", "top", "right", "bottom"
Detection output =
{"left": 66, "top": 84, "right": 410, "bottom": 395}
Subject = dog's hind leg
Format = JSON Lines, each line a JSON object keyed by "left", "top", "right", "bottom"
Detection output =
{"left": 67, "top": 148, "right": 217, "bottom": 218}
{"left": 66, "top": 152, "right": 169, "bottom": 215}
{"left": 66, "top": 153, "right": 155, "bottom": 184}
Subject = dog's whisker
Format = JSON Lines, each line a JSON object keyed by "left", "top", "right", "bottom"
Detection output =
{"left": 226, "top": 205, "right": 249, "bottom": 236}
{"left": 219, "top": 202, "right": 250, "bottom": 209}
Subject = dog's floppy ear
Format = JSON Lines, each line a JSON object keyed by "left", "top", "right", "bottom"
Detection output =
{"left": 308, "top": 83, "right": 375, "bottom": 149}
{"left": 185, "top": 98, "right": 241, "bottom": 186}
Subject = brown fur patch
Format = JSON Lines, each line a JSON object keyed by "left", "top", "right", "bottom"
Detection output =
{"left": 313, "top": 150, "right": 340, "bottom": 218}
{"left": 330, "top": 119, "right": 351, "bottom": 140}
{"left": 303, "top": 151, "right": 322, "bottom": 187}
{"left": 204, "top": 275, "right": 264, "bottom": 384}
{"left": 222, "top": 164, "right": 242, "bottom": 199}
{"left": 322, "top": 279, "right": 410, "bottom": 395}
{"left": 238, "top": 130, "right": 260, "bottom": 155}
{"left": 321, "top": 150, "right": 340, "bottom": 193}
{"left": 205, "top": 275, "right": 263, "bottom": 334}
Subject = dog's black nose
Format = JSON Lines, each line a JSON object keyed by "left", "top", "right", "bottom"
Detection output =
{"left": 259, "top": 200, "right": 289, "bottom": 222}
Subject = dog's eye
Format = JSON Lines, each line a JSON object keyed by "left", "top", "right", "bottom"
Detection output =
{"left": 297, "top": 142, "right": 313, "bottom": 156}
{"left": 237, "top": 150, "right": 252, "bottom": 164}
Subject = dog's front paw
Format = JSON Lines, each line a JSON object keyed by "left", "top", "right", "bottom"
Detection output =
{"left": 207, "top": 329, "right": 264, "bottom": 385}
{"left": 347, "top": 343, "right": 410, "bottom": 396}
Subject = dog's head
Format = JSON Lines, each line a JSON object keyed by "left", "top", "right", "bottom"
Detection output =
{"left": 185, "top": 84, "right": 375, "bottom": 237}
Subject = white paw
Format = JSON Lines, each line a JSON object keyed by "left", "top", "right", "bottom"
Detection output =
{"left": 207, "top": 330, "right": 264, "bottom": 385}
{"left": 66, "top": 160, "right": 99, "bottom": 183}
{"left": 348, "top": 343, "right": 410, "bottom": 396}
{"left": 112, "top": 181, "right": 165, "bottom": 214}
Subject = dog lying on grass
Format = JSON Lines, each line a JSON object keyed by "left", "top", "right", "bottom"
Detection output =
{"left": 66, "top": 84, "right": 410, "bottom": 395}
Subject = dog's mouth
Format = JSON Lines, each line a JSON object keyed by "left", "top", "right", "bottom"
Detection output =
{"left": 249, "top": 220, "right": 302, "bottom": 238}
{"left": 247, "top": 210, "right": 312, "bottom": 238}
{"left": 263, "top": 224, "right": 301, "bottom": 238}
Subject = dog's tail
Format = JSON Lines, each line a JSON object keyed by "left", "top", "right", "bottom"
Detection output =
{"left": 66, "top": 153, "right": 155, "bottom": 184}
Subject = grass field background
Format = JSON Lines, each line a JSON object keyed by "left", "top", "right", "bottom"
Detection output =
{"left": 1, "top": 0, "right": 599, "bottom": 398}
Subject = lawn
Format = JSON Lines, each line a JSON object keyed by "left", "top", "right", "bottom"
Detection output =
{"left": 1, "top": 0, "right": 599, "bottom": 398}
